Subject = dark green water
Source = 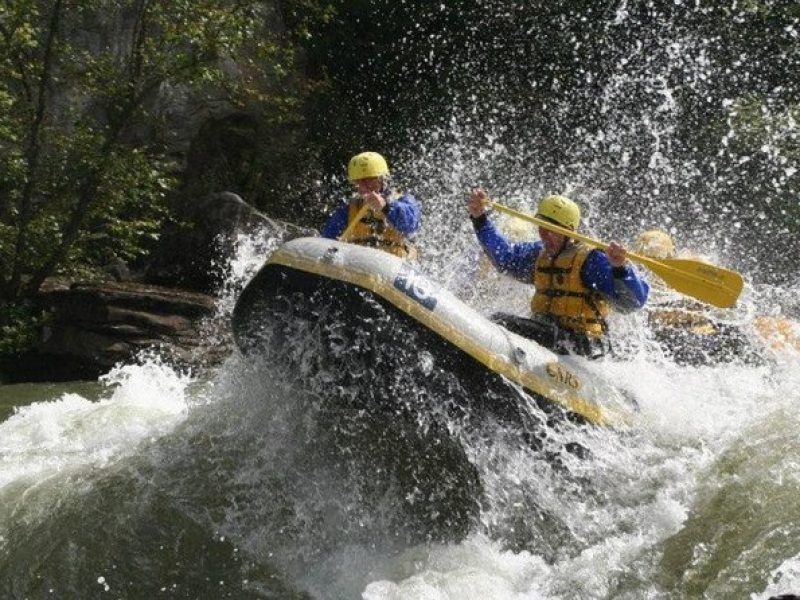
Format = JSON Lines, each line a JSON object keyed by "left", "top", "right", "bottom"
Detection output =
{"left": 0, "top": 381, "right": 102, "bottom": 421}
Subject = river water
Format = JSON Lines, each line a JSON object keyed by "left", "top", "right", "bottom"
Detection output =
{"left": 1, "top": 225, "right": 799, "bottom": 598}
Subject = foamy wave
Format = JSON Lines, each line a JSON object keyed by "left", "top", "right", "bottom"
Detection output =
{"left": 0, "top": 360, "right": 193, "bottom": 491}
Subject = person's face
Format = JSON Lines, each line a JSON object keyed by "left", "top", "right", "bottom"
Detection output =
{"left": 354, "top": 177, "right": 382, "bottom": 196}
{"left": 538, "top": 227, "right": 568, "bottom": 258}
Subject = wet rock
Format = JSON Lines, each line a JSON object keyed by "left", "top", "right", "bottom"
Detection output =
{"left": 2, "top": 196, "right": 315, "bottom": 383}
{"left": 3, "top": 280, "right": 226, "bottom": 383}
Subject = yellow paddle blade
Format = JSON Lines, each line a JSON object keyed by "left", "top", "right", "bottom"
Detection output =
{"left": 339, "top": 204, "right": 369, "bottom": 242}
{"left": 487, "top": 201, "right": 744, "bottom": 309}
{"left": 630, "top": 255, "right": 744, "bottom": 309}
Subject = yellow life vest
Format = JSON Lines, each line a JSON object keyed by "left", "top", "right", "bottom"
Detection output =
{"left": 531, "top": 243, "right": 609, "bottom": 337}
{"left": 345, "top": 196, "right": 416, "bottom": 259}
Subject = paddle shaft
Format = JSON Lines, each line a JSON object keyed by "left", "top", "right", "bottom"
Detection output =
{"left": 489, "top": 201, "right": 656, "bottom": 262}
{"left": 339, "top": 204, "right": 370, "bottom": 242}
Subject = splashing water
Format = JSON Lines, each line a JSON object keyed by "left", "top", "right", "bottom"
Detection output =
{"left": 0, "top": 360, "right": 192, "bottom": 491}
{"left": 1, "top": 225, "right": 799, "bottom": 598}
{"left": 1, "top": 1, "right": 799, "bottom": 597}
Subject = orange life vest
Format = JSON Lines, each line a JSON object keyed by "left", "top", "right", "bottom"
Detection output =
{"left": 531, "top": 243, "right": 609, "bottom": 337}
{"left": 345, "top": 196, "right": 416, "bottom": 259}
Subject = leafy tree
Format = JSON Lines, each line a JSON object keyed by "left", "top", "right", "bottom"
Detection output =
{"left": 0, "top": 0, "right": 302, "bottom": 301}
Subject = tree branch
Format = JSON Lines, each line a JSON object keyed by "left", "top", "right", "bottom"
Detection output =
{"left": 23, "top": 85, "right": 147, "bottom": 296}
{"left": 7, "top": 0, "right": 63, "bottom": 296}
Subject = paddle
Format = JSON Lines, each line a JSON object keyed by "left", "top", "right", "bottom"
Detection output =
{"left": 339, "top": 204, "right": 370, "bottom": 242}
{"left": 487, "top": 201, "right": 744, "bottom": 309}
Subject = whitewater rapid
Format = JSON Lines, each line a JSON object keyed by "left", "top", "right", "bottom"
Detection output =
{"left": 1, "top": 229, "right": 798, "bottom": 599}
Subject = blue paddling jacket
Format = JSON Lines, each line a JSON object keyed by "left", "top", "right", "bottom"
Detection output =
{"left": 322, "top": 190, "right": 421, "bottom": 240}
{"left": 472, "top": 214, "right": 649, "bottom": 329}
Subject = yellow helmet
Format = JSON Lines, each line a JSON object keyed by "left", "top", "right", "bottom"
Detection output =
{"left": 634, "top": 230, "right": 675, "bottom": 259}
{"left": 347, "top": 151, "right": 389, "bottom": 182}
{"left": 536, "top": 195, "right": 580, "bottom": 230}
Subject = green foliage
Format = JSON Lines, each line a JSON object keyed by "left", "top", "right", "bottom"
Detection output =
{"left": 0, "top": 0, "right": 302, "bottom": 299}
{"left": 0, "top": 299, "right": 47, "bottom": 357}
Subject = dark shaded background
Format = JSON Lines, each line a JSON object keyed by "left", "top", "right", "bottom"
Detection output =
{"left": 263, "top": 0, "right": 797, "bottom": 284}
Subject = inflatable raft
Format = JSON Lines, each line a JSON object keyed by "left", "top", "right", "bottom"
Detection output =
{"left": 232, "top": 237, "right": 643, "bottom": 543}
{"left": 232, "top": 237, "right": 638, "bottom": 428}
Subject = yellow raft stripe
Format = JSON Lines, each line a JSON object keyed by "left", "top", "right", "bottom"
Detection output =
{"left": 269, "top": 250, "right": 615, "bottom": 426}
